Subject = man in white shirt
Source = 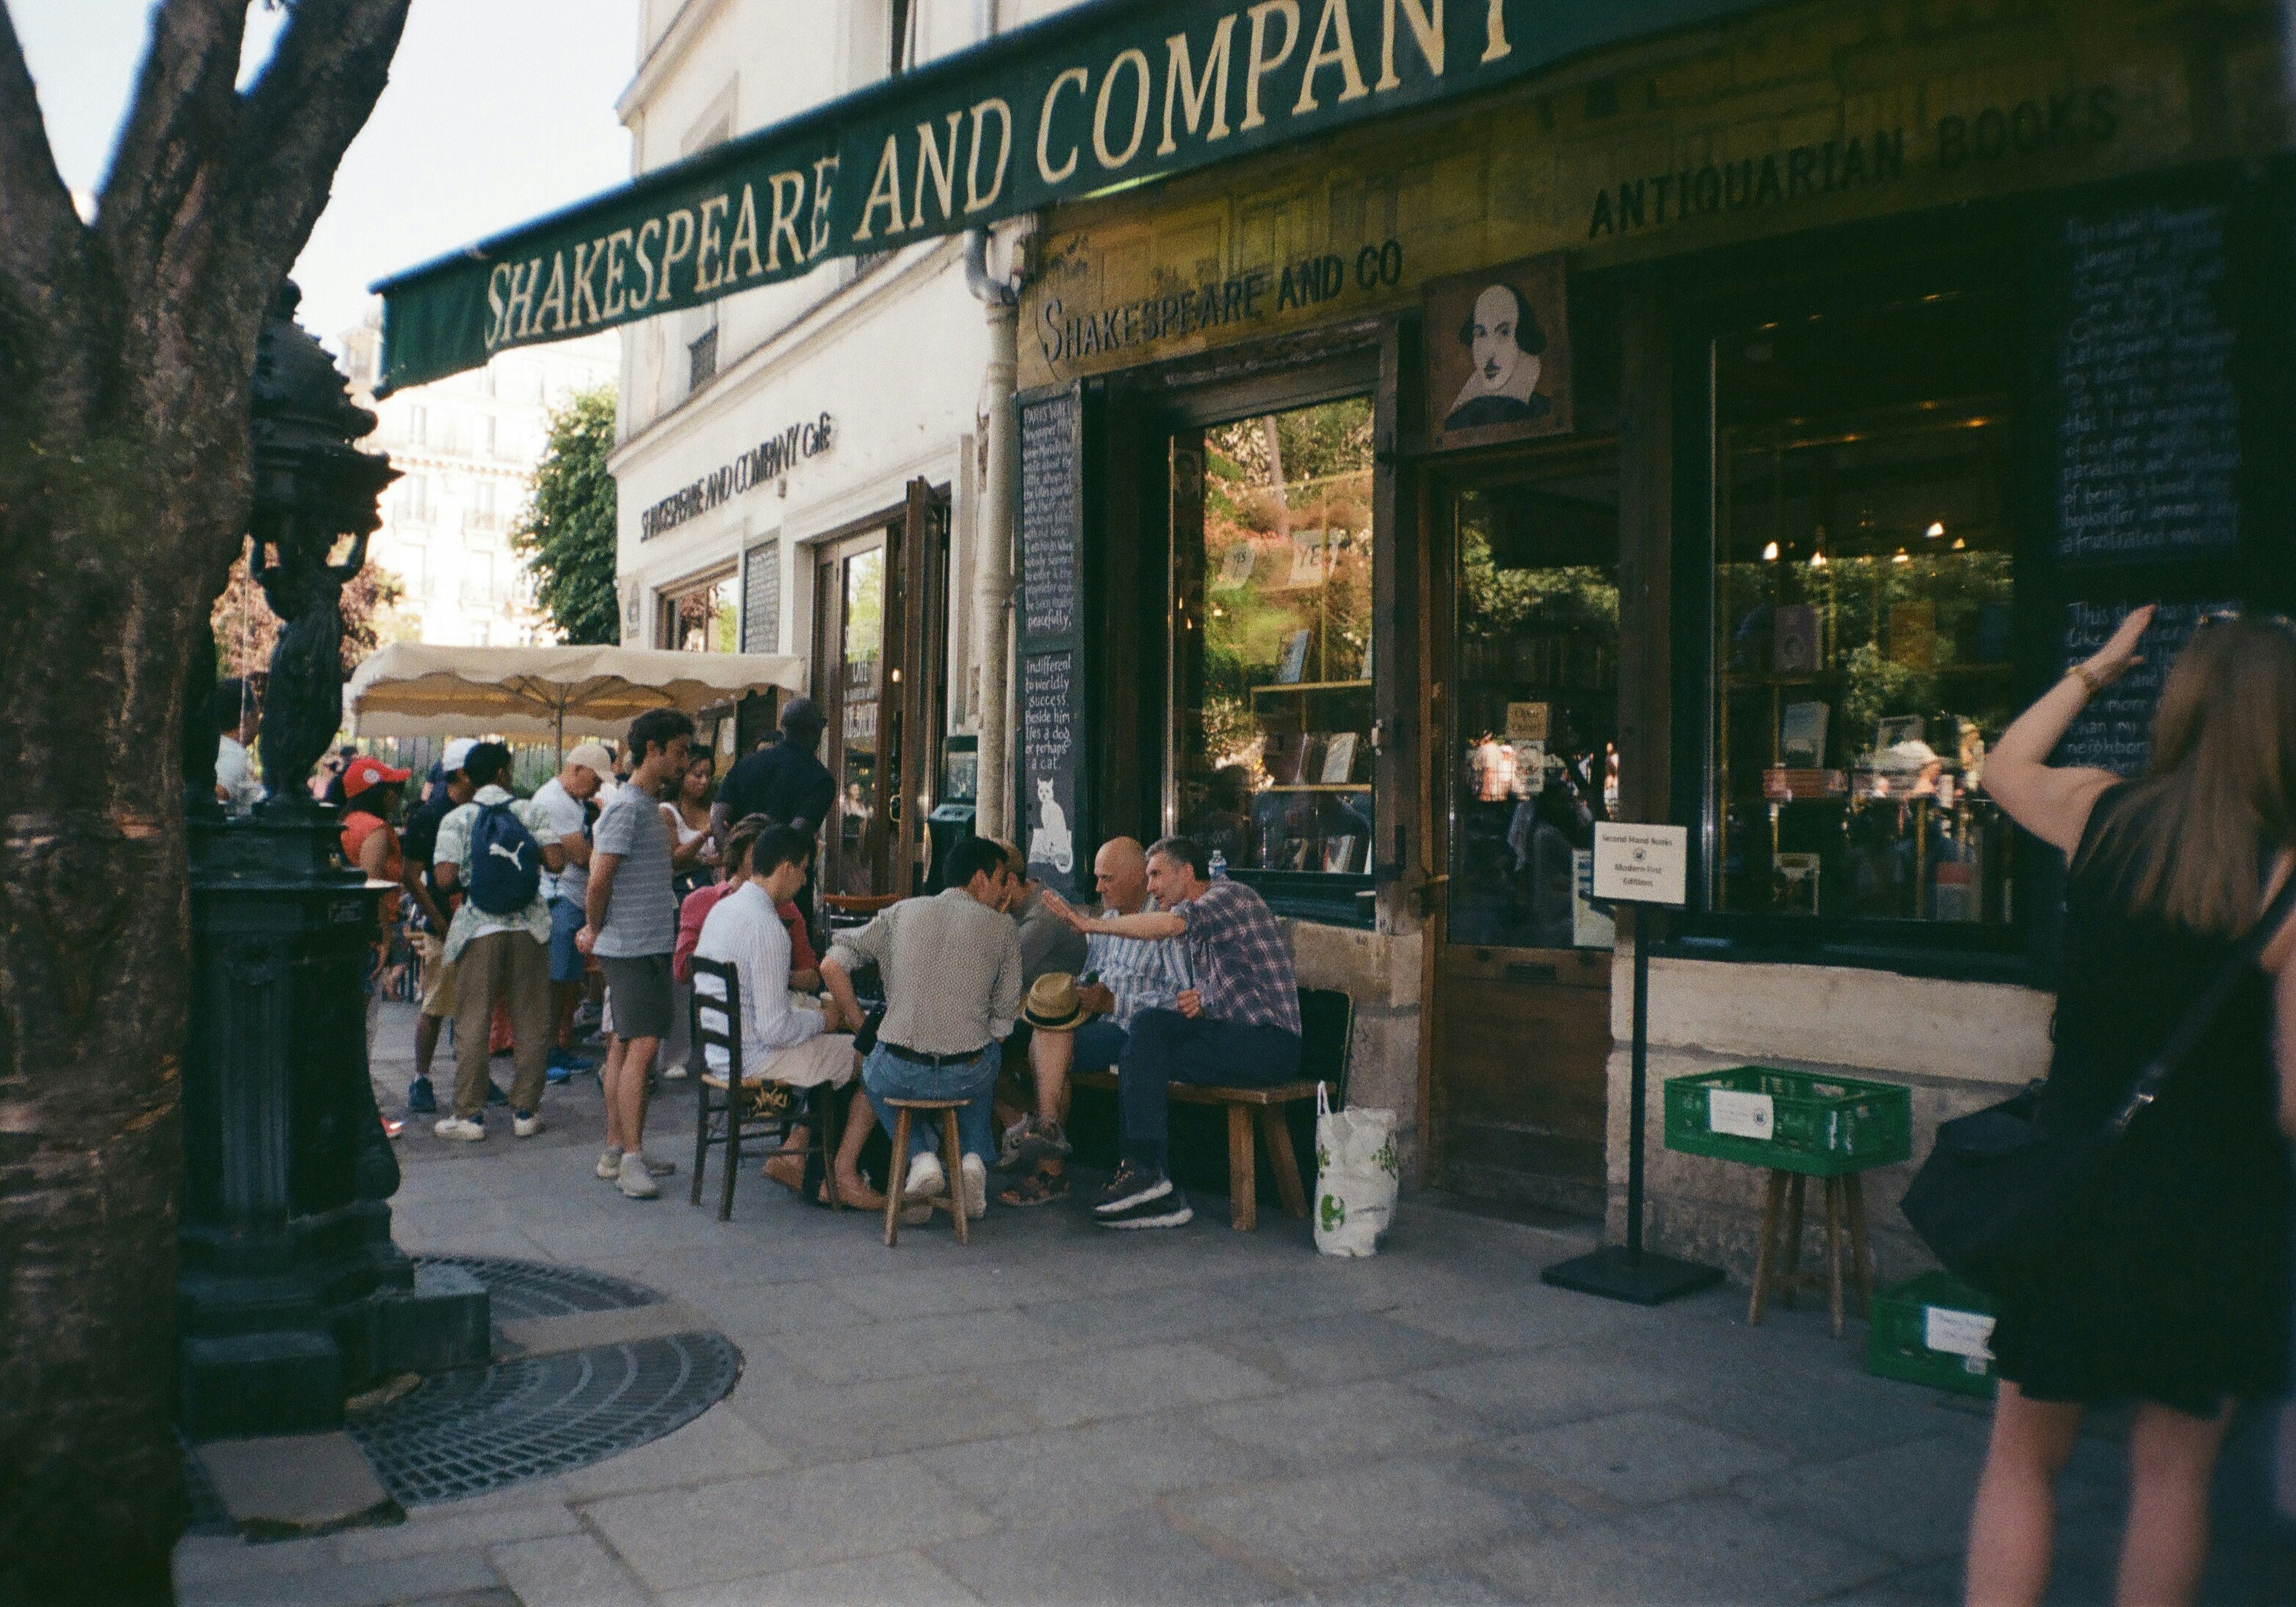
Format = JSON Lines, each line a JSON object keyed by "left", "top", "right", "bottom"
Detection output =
{"left": 529, "top": 741, "right": 612, "bottom": 1077}
{"left": 212, "top": 676, "right": 263, "bottom": 814}
{"left": 431, "top": 742, "right": 566, "bottom": 1143}
{"left": 694, "top": 823, "right": 856, "bottom": 1087}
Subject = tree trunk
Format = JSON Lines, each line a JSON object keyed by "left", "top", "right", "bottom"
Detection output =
{"left": 0, "top": 5, "right": 413, "bottom": 1598}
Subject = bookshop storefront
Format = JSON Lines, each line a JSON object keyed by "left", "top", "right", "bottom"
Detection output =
{"left": 1013, "top": 0, "right": 2294, "bottom": 1262}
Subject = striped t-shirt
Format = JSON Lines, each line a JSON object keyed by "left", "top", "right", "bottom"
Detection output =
{"left": 592, "top": 786, "right": 677, "bottom": 957}
{"left": 1087, "top": 901, "right": 1195, "bottom": 1029}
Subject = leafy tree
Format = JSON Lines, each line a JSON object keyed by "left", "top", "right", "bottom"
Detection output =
{"left": 0, "top": 3, "right": 412, "bottom": 1599}
{"left": 514, "top": 385, "right": 621, "bottom": 644}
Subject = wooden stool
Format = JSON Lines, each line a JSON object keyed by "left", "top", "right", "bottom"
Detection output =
{"left": 1747, "top": 1168, "right": 1874, "bottom": 1339}
{"left": 882, "top": 1097, "right": 969, "bottom": 1247}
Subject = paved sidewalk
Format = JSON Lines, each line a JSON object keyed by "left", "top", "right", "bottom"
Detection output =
{"left": 173, "top": 1002, "right": 2293, "bottom": 1606}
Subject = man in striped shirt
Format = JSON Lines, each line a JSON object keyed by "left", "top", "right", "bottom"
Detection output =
{"left": 998, "top": 837, "right": 1193, "bottom": 1208}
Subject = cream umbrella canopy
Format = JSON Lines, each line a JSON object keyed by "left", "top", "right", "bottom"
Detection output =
{"left": 344, "top": 643, "right": 808, "bottom": 755}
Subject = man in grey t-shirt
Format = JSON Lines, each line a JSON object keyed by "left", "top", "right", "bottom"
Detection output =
{"left": 577, "top": 708, "right": 693, "bottom": 1199}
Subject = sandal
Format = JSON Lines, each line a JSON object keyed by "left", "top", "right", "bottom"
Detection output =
{"left": 997, "top": 1169, "right": 1070, "bottom": 1208}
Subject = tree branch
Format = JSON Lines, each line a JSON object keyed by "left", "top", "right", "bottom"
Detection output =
{"left": 90, "top": 0, "right": 248, "bottom": 305}
{"left": 0, "top": 5, "right": 88, "bottom": 334}
{"left": 223, "top": 0, "right": 412, "bottom": 294}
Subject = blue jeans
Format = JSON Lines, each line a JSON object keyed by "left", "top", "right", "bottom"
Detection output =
{"left": 1117, "top": 1009, "right": 1300, "bottom": 1170}
{"left": 861, "top": 1041, "right": 1000, "bottom": 1162}
{"left": 546, "top": 897, "right": 585, "bottom": 985}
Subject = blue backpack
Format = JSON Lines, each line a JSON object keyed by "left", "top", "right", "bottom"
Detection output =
{"left": 466, "top": 800, "right": 543, "bottom": 914}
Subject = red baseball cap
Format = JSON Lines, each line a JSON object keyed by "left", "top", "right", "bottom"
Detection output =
{"left": 343, "top": 755, "right": 413, "bottom": 799}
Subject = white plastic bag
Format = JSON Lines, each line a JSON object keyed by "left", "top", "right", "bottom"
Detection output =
{"left": 1313, "top": 1082, "right": 1398, "bottom": 1257}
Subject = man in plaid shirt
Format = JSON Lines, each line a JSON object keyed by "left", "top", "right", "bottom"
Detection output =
{"left": 1041, "top": 835, "right": 1300, "bottom": 1228}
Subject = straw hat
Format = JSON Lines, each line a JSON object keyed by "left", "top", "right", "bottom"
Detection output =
{"left": 1022, "top": 973, "right": 1094, "bottom": 1032}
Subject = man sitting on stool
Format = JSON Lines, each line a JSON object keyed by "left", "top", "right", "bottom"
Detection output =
{"left": 819, "top": 836, "right": 1022, "bottom": 1223}
{"left": 1039, "top": 835, "right": 1300, "bottom": 1230}
{"left": 998, "top": 836, "right": 1192, "bottom": 1208}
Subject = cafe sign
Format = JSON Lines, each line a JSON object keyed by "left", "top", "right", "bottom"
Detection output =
{"left": 373, "top": 0, "right": 1776, "bottom": 392}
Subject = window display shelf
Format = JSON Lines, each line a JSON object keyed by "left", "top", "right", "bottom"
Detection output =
{"left": 1262, "top": 783, "right": 1371, "bottom": 793}
{"left": 1251, "top": 679, "right": 1373, "bottom": 696}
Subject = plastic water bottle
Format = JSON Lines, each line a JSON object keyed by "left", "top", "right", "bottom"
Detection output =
{"left": 1208, "top": 848, "right": 1228, "bottom": 879}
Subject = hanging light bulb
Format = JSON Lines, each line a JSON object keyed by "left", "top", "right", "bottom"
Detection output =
{"left": 1808, "top": 550, "right": 1827, "bottom": 569}
{"left": 1893, "top": 548, "right": 1910, "bottom": 564}
{"left": 1951, "top": 536, "right": 1966, "bottom": 550}
{"left": 1762, "top": 541, "right": 1779, "bottom": 561}
{"left": 1926, "top": 520, "right": 1946, "bottom": 539}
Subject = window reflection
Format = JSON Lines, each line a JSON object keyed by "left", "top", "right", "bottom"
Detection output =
{"left": 1176, "top": 399, "right": 1377, "bottom": 878}
{"left": 1713, "top": 292, "right": 2018, "bottom": 924}
{"left": 1447, "top": 474, "right": 1620, "bottom": 950}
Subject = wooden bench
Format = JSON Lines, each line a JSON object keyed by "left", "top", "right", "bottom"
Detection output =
{"left": 1068, "top": 987, "right": 1354, "bottom": 1231}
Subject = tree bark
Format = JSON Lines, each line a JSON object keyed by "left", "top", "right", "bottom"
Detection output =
{"left": 0, "top": 4, "right": 410, "bottom": 1599}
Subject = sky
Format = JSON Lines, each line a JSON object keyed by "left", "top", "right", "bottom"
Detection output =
{"left": 14, "top": 0, "right": 638, "bottom": 347}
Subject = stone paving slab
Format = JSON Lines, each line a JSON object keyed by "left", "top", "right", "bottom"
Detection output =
{"left": 196, "top": 1431, "right": 397, "bottom": 1534}
{"left": 171, "top": 1002, "right": 2296, "bottom": 1606}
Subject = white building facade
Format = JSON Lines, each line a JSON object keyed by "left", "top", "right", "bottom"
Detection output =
{"left": 610, "top": 0, "right": 1086, "bottom": 893}
{"left": 341, "top": 315, "right": 618, "bottom": 647}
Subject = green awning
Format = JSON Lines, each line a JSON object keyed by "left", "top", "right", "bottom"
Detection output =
{"left": 373, "top": 0, "right": 1776, "bottom": 392}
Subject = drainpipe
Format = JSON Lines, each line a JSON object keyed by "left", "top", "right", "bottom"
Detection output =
{"left": 965, "top": 225, "right": 1019, "bottom": 842}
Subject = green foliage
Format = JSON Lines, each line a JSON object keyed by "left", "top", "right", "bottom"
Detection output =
{"left": 514, "top": 386, "right": 620, "bottom": 645}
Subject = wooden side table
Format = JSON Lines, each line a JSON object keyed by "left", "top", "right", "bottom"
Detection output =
{"left": 1747, "top": 1169, "right": 1874, "bottom": 1339}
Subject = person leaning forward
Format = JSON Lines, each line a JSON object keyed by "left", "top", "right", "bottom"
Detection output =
{"left": 819, "top": 836, "right": 1022, "bottom": 1225}
{"left": 1038, "top": 834, "right": 1300, "bottom": 1231}
{"left": 430, "top": 742, "right": 566, "bottom": 1143}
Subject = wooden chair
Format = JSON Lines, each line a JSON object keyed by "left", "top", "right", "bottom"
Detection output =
{"left": 687, "top": 957, "right": 841, "bottom": 1221}
{"left": 881, "top": 1097, "right": 969, "bottom": 1247}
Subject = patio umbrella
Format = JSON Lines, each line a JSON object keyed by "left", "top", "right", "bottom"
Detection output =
{"left": 344, "top": 642, "right": 807, "bottom": 756}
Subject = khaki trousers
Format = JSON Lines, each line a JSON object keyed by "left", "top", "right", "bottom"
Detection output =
{"left": 452, "top": 929, "right": 551, "bottom": 1117}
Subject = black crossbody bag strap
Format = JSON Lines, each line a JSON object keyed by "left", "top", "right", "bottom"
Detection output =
{"left": 2108, "top": 865, "right": 2296, "bottom": 1135}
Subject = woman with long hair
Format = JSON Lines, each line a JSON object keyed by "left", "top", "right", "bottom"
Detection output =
{"left": 662, "top": 750, "right": 720, "bottom": 901}
{"left": 1968, "top": 606, "right": 2296, "bottom": 1606}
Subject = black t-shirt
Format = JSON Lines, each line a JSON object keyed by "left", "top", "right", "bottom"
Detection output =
{"left": 400, "top": 788, "right": 455, "bottom": 924}
{"left": 719, "top": 742, "right": 836, "bottom": 834}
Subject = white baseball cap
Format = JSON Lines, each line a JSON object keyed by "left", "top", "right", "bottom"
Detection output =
{"left": 442, "top": 738, "right": 478, "bottom": 774}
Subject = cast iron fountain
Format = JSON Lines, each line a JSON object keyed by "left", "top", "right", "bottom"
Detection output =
{"left": 175, "top": 285, "right": 489, "bottom": 1439}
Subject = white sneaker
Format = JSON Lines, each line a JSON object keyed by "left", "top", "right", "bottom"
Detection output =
{"left": 637, "top": 1152, "right": 677, "bottom": 1178}
{"left": 903, "top": 1150, "right": 944, "bottom": 1201}
{"left": 660, "top": 1064, "right": 688, "bottom": 1081}
{"left": 617, "top": 1151, "right": 661, "bottom": 1199}
{"left": 434, "top": 1116, "right": 485, "bottom": 1143}
{"left": 960, "top": 1155, "right": 988, "bottom": 1220}
{"left": 513, "top": 1112, "right": 545, "bottom": 1138}
{"left": 596, "top": 1145, "right": 623, "bottom": 1179}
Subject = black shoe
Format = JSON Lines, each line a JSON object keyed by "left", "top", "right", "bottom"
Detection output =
{"left": 406, "top": 1077, "right": 437, "bottom": 1114}
{"left": 1097, "top": 1191, "right": 1194, "bottom": 1230}
{"left": 1093, "top": 1161, "right": 1172, "bottom": 1217}
{"left": 486, "top": 1081, "right": 510, "bottom": 1107}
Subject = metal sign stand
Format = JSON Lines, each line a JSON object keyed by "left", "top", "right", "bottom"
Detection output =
{"left": 1542, "top": 828, "right": 1723, "bottom": 1306}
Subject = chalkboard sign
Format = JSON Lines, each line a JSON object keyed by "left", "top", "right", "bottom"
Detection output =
{"left": 1019, "top": 391, "right": 1081, "bottom": 641}
{"left": 2056, "top": 600, "right": 2233, "bottom": 774}
{"left": 2051, "top": 200, "right": 2240, "bottom": 566}
{"left": 1017, "top": 388, "right": 1088, "bottom": 892}
{"left": 1020, "top": 650, "right": 1080, "bottom": 883}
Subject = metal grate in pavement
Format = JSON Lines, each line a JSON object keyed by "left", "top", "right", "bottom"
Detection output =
{"left": 350, "top": 1330, "right": 742, "bottom": 1505}
{"left": 419, "top": 1254, "right": 663, "bottom": 1320}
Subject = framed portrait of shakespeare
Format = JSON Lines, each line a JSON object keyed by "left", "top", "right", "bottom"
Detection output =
{"left": 1424, "top": 256, "right": 1572, "bottom": 449}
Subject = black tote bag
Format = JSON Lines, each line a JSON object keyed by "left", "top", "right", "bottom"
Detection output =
{"left": 1903, "top": 872, "right": 2296, "bottom": 1288}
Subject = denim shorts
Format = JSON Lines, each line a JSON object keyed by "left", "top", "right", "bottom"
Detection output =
{"left": 547, "top": 898, "right": 585, "bottom": 985}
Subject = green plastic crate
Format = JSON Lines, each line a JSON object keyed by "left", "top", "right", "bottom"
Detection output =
{"left": 1661, "top": 1066, "right": 1912, "bottom": 1176}
{"left": 1867, "top": 1271, "right": 1998, "bottom": 1397}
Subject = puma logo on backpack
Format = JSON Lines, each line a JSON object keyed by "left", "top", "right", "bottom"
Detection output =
{"left": 467, "top": 800, "right": 543, "bottom": 914}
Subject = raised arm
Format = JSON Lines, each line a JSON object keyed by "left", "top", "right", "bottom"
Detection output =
{"left": 1980, "top": 605, "right": 2152, "bottom": 856}
{"left": 1038, "top": 888, "right": 1184, "bottom": 940}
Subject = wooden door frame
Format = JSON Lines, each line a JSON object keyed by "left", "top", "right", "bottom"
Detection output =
{"left": 811, "top": 525, "right": 890, "bottom": 895}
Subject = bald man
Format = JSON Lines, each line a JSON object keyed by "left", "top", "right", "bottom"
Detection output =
{"left": 997, "top": 836, "right": 1194, "bottom": 1207}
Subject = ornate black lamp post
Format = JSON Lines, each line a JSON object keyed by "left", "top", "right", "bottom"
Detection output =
{"left": 176, "top": 285, "right": 488, "bottom": 1439}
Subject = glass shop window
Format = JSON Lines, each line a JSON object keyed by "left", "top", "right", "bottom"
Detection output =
{"left": 1711, "top": 289, "right": 2019, "bottom": 928}
{"left": 661, "top": 570, "right": 739, "bottom": 654}
{"left": 1175, "top": 398, "right": 1377, "bottom": 885}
